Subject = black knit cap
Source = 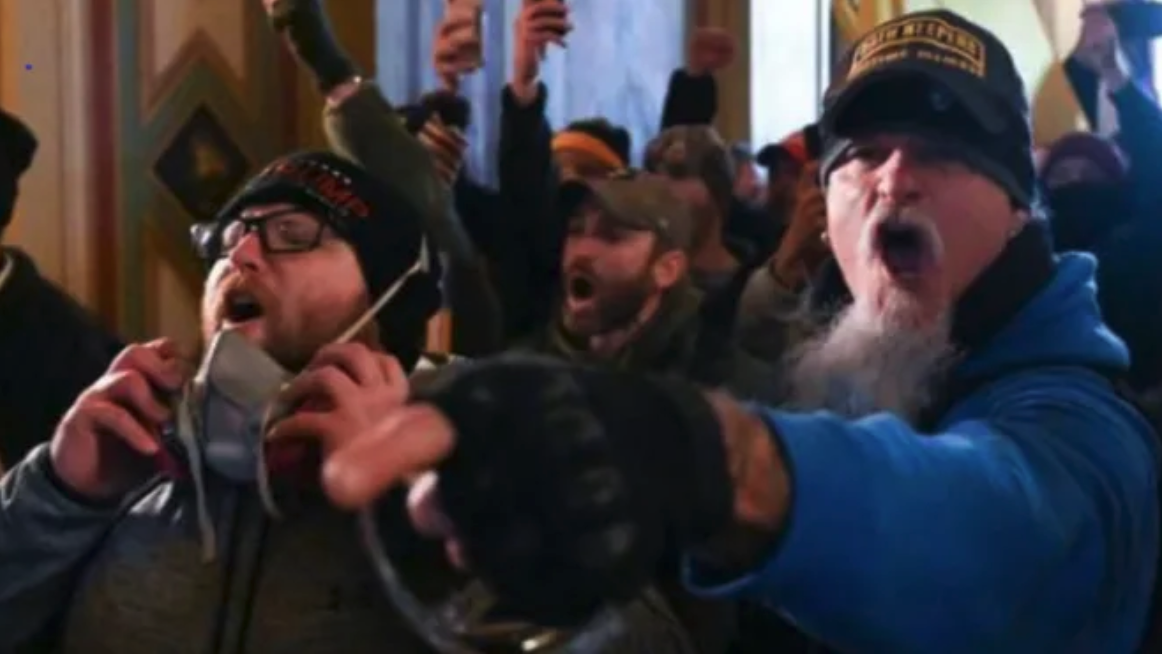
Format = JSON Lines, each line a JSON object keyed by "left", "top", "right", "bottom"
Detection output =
{"left": 0, "top": 108, "right": 38, "bottom": 230}
{"left": 561, "top": 118, "right": 632, "bottom": 168}
{"left": 202, "top": 151, "right": 442, "bottom": 368}
{"left": 819, "top": 10, "right": 1035, "bottom": 207}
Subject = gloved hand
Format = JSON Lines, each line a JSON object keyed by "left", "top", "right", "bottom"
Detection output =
{"left": 262, "top": 0, "right": 358, "bottom": 92}
{"left": 414, "top": 354, "right": 734, "bottom": 628}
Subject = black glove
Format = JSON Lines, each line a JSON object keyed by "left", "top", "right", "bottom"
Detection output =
{"left": 415, "top": 353, "right": 734, "bottom": 628}
{"left": 265, "top": 0, "right": 358, "bottom": 93}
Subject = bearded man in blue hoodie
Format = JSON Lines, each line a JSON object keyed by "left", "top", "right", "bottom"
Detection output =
{"left": 279, "top": 10, "right": 1159, "bottom": 654}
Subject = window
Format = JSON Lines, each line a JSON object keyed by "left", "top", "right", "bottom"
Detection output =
{"left": 378, "top": 0, "right": 685, "bottom": 182}
{"left": 377, "top": 0, "right": 504, "bottom": 185}
{"left": 750, "top": 0, "right": 830, "bottom": 150}
{"left": 524, "top": 0, "right": 686, "bottom": 166}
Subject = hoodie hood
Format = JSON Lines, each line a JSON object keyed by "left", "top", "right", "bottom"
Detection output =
{"left": 954, "top": 252, "right": 1129, "bottom": 380}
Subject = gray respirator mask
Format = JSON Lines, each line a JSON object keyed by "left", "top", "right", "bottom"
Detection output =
{"left": 169, "top": 240, "right": 430, "bottom": 562}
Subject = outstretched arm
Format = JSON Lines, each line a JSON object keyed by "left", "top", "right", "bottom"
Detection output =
{"left": 687, "top": 369, "right": 1158, "bottom": 653}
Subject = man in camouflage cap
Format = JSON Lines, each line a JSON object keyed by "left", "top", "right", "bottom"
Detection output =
{"left": 552, "top": 172, "right": 697, "bottom": 356}
{"left": 544, "top": 170, "right": 773, "bottom": 398}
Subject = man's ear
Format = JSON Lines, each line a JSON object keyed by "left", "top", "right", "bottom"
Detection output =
{"left": 651, "top": 248, "right": 688, "bottom": 291}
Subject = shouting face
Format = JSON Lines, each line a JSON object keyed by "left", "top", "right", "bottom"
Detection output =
{"left": 200, "top": 203, "right": 370, "bottom": 370}
{"left": 784, "top": 132, "right": 1024, "bottom": 421}
{"left": 825, "top": 132, "right": 1021, "bottom": 329}
{"left": 560, "top": 202, "right": 685, "bottom": 339}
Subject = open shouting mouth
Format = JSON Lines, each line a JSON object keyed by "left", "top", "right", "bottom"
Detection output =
{"left": 873, "top": 219, "right": 936, "bottom": 279}
{"left": 221, "top": 287, "right": 266, "bottom": 327}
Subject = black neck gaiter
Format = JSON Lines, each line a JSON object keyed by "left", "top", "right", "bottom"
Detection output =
{"left": 1046, "top": 182, "right": 1132, "bottom": 254}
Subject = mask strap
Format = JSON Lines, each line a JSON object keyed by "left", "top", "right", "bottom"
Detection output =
{"left": 335, "top": 237, "right": 431, "bottom": 345}
{"left": 255, "top": 240, "right": 432, "bottom": 521}
{"left": 175, "top": 384, "right": 219, "bottom": 562}
{"left": 256, "top": 400, "right": 285, "bottom": 520}
{"left": 255, "top": 239, "right": 431, "bottom": 521}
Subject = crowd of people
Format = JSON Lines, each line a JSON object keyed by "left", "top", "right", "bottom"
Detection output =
{"left": 0, "top": 0, "right": 1160, "bottom": 652}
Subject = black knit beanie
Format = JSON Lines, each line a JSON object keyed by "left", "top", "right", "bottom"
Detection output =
{"left": 0, "top": 109, "right": 38, "bottom": 231}
{"left": 206, "top": 151, "right": 442, "bottom": 369}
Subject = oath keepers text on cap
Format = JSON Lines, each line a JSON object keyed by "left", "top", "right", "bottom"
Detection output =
{"left": 850, "top": 17, "right": 986, "bottom": 80}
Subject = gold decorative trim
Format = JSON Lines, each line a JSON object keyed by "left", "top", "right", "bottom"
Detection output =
{"left": 137, "top": 0, "right": 254, "bottom": 122}
{"left": 141, "top": 203, "right": 206, "bottom": 339}
{"left": 832, "top": 0, "right": 906, "bottom": 42}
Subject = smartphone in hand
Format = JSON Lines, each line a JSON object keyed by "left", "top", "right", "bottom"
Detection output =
{"left": 446, "top": 0, "right": 485, "bottom": 71}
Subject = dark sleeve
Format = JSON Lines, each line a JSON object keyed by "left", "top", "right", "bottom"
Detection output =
{"left": 322, "top": 84, "right": 476, "bottom": 263}
{"left": 1109, "top": 82, "right": 1162, "bottom": 199}
{"left": 497, "top": 83, "right": 562, "bottom": 339}
{"left": 659, "top": 69, "right": 718, "bottom": 129}
{"left": 445, "top": 178, "right": 511, "bottom": 356}
{"left": 725, "top": 200, "right": 782, "bottom": 268}
{"left": 453, "top": 176, "right": 504, "bottom": 263}
{"left": 1063, "top": 56, "right": 1100, "bottom": 130}
{"left": 498, "top": 83, "right": 557, "bottom": 242}
{"left": 1094, "top": 205, "right": 1162, "bottom": 390}
{"left": 0, "top": 285, "right": 120, "bottom": 466}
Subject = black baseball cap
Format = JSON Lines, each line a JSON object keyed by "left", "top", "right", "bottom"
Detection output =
{"left": 819, "top": 10, "right": 1035, "bottom": 206}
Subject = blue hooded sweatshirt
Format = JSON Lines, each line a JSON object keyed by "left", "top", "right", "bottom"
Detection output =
{"left": 685, "top": 254, "right": 1159, "bottom": 654}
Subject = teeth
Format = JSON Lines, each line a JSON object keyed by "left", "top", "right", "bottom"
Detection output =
{"left": 229, "top": 292, "right": 254, "bottom": 307}
{"left": 224, "top": 289, "right": 262, "bottom": 322}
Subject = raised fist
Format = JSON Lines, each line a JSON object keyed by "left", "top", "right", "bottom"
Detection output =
{"left": 688, "top": 27, "right": 736, "bottom": 75}
{"left": 1072, "top": 6, "right": 1122, "bottom": 75}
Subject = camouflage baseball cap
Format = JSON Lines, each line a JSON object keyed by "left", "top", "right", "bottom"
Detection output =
{"left": 559, "top": 171, "right": 695, "bottom": 252}
{"left": 644, "top": 125, "right": 735, "bottom": 216}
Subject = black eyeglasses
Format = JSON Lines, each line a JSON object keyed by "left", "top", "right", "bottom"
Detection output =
{"left": 191, "top": 209, "right": 336, "bottom": 260}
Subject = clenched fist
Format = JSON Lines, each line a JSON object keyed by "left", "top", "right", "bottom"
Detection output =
{"left": 688, "top": 27, "right": 736, "bottom": 75}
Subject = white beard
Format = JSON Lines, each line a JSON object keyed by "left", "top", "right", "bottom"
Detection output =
{"left": 782, "top": 290, "right": 957, "bottom": 424}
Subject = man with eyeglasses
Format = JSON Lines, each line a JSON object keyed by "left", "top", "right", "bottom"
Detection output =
{"left": 0, "top": 151, "right": 456, "bottom": 653}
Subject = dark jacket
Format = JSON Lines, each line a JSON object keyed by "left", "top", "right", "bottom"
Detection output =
{"left": 0, "top": 247, "right": 121, "bottom": 467}
{"left": 1064, "top": 60, "right": 1162, "bottom": 389}
{"left": 537, "top": 282, "right": 776, "bottom": 411}
{"left": 695, "top": 239, "right": 1159, "bottom": 653}
{"left": 659, "top": 70, "right": 718, "bottom": 130}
